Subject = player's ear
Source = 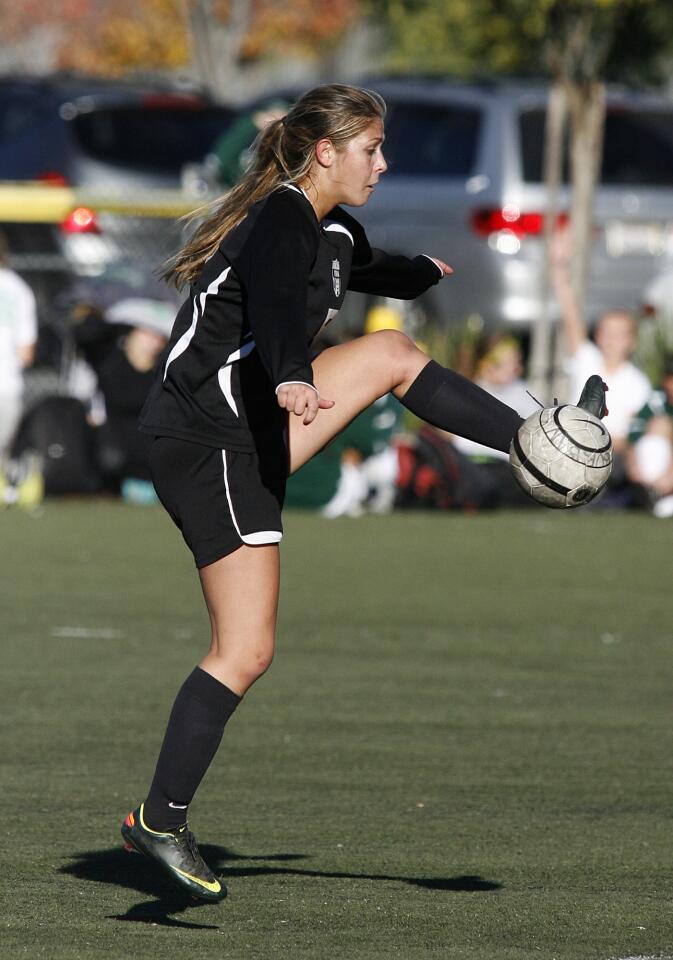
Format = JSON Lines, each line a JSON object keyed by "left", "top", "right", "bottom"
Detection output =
{"left": 315, "top": 138, "right": 335, "bottom": 168}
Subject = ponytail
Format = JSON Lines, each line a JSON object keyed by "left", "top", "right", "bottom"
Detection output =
{"left": 163, "top": 84, "right": 386, "bottom": 289}
{"left": 164, "top": 119, "right": 287, "bottom": 289}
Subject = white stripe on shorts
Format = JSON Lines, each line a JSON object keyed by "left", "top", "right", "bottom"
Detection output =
{"left": 221, "top": 451, "right": 282, "bottom": 546}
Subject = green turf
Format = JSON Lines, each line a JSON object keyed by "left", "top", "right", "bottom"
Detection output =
{"left": 1, "top": 502, "right": 672, "bottom": 960}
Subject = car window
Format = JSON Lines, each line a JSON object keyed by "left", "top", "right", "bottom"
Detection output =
{"left": 381, "top": 101, "right": 481, "bottom": 177}
{"left": 601, "top": 111, "right": 673, "bottom": 185}
{"left": 70, "top": 106, "right": 233, "bottom": 172}
{"left": 519, "top": 107, "right": 673, "bottom": 187}
{"left": 0, "top": 92, "right": 50, "bottom": 143}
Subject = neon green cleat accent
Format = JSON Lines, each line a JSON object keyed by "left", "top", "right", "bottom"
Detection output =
{"left": 121, "top": 804, "right": 227, "bottom": 902}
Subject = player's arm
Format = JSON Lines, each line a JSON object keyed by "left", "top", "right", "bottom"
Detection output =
{"left": 349, "top": 249, "right": 452, "bottom": 299}
{"left": 17, "top": 281, "right": 38, "bottom": 368}
{"left": 18, "top": 343, "right": 35, "bottom": 367}
{"left": 328, "top": 206, "right": 451, "bottom": 299}
{"left": 550, "top": 224, "right": 587, "bottom": 356}
{"left": 234, "top": 194, "right": 333, "bottom": 423}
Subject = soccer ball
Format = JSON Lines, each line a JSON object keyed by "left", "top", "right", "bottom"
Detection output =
{"left": 509, "top": 405, "right": 613, "bottom": 508}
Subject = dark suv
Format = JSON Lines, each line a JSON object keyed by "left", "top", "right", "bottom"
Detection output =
{"left": 0, "top": 75, "right": 234, "bottom": 189}
{"left": 0, "top": 76, "right": 234, "bottom": 324}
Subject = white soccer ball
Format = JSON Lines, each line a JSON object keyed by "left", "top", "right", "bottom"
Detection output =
{"left": 509, "top": 405, "right": 613, "bottom": 508}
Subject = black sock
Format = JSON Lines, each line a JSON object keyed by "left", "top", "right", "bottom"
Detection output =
{"left": 143, "top": 667, "right": 241, "bottom": 832}
{"left": 400, "top": 360, "right": 523, "bottom": 454}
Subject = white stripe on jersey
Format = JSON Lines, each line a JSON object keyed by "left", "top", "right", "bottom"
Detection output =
{"left": 284, "top": 183, "right": 309, "bottom": 201}
{"left": 322, "top": 308, "right": 339, "bottom": 329}
{"left": 217, "top": 338, "right": 257, "bottom": 416}
{"left": 221, "top": 451, "right": 283, "bottom": 545}
{"left": 323, "top": 222, "right": 354, "bottom": 245}
{"left": 218, "top": 366, "right": 237, "bottom": 416}
{"left": 163, "top": 265, "right": 232, "bottom": 381}
{"left": 225, "top": 336, "right": 256, "bottom": 365}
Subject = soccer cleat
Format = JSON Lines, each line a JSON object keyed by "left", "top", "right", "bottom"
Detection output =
{"left": 577, "top": 374, "right": 609, "bottom": 419}
{"left": 121, "top": 804, "right": 227, "bottom": 902}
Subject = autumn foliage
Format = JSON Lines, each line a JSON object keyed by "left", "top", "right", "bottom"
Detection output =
{"left": 242, "top": 0, "right": 360, "bottom": 59}
{"left": 0, "top": 0, "right": 360, "bottom": 77}
{"left": 62, "top": 0, "right": 190, "bottom": 75}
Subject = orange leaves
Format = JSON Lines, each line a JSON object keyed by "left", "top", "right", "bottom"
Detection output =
{"left": 0, "top": 0, "right": 88, "bottom": 40}
{"left": 242, "top": 0, "right": 361, "bottom": 59}
{"left": 0, "top": 0, "right": 362, "bottom": 76}
{"left": 58, "top": 0, "right": 191, "bottom": 75}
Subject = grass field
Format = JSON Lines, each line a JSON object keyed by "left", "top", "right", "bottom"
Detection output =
{"left": 2, "top": 501, "right": 672, "bottom": 960}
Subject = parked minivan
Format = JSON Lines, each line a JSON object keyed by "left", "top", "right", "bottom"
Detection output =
{"left": 0, "top": 76, "right": 234, "bottom": 313}
{"left": 350, "top": 79, "right": 673, "bottom": 331}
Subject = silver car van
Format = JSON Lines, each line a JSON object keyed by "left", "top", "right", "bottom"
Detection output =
{"left": 355, "top": 79, "right": 673, "bottom": 330}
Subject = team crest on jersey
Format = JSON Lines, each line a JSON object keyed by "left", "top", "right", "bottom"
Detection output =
{"left": 332, "top": 259, "right": 340, "bottom": 297}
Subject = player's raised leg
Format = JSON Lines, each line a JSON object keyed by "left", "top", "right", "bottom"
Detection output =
{"left": 288, "top": 329, "right": 523, "bottom": 473}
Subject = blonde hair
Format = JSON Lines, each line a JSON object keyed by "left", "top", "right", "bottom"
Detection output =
{"left": 165, "top": 84, "right": 386, "bottom": 289}
{"left": 475, "top": 335, "right": 521, "bottom": 374}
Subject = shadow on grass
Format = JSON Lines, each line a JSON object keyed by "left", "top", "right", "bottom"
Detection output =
{"left": 60, "top": 844, "right": 502, "bottom": 929}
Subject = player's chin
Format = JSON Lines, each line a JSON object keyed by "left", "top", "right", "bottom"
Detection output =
{"left": 351, "top": 186, "right": 375, "bottom": 206}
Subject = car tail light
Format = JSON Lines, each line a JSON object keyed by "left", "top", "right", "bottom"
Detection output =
{"left": 61, "top": 207, "right": 99, "bottom": 234}
{"left": 471, "top": 206, "right": 567, "bottom": 237}
{"left": 141, "top": 93, "right": 203, "bottom": 109}
{"left": 38, "top": 170, "right": 70, "bottom": 187}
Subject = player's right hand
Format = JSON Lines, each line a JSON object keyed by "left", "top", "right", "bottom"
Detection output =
{"left": 276, "top": 382, "right": 335, "bottom": 425}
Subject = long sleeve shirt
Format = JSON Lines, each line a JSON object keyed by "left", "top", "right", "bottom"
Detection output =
{"left": 139, "top": 184, "right": 442, "bottom": 452}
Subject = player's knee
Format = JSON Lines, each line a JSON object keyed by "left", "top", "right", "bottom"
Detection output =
{"left": 368, "top": 329, "right": 418, "bottom": 380}
{"left": 232, "top": 641, "right": 275, "bottom": 687}
{"left": 251, "top": 643, "right": 275, "bottom": 679}
{"left": 207, "top": 627, "right": 275, "bottom": 687}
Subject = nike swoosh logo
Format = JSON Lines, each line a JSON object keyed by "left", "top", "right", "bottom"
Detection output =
{"left": 168, "top": 802, "right": 188, "bottom": 809}
{"left": 173, "top": 866, "right": 222, "bottom": 894}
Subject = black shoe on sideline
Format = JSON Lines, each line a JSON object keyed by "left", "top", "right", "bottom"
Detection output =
{"left": 121, "top": 804, "right": 227, "bottom": 902}
{"left": 577, "top": 374, "right": 609, "bottom": 419}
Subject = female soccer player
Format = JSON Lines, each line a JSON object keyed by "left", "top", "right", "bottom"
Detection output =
{"left": 121, "top": 83, "right": 605, "bottom": 901}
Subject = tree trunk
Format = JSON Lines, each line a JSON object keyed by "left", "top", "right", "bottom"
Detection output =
{"left": 541, "top": 2, "right": 613, "bottom": 401}
{"left": 565, "top": 79, "right": 605, "bottom": 318}
{"left": 186, "top": 0, "right": 253, "bottom": 100}
{"left": 549, "top": 78, "right": 605, "bottom": 399}
{"left": 530, "top": 80, "right": 567, "bottom": 401}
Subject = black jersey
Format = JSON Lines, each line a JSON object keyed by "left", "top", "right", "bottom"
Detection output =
{"left": 139, "top": 184, "right": 442, "bottom": 452}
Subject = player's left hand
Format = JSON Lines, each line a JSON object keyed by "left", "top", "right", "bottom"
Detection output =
{"left": 276, "top": 382, "right": 335, "bottom": 425}
{"left": 428, "top": 257, "right": 453, "bottom": 277}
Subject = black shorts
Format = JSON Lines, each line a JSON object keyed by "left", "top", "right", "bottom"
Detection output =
{"left": 150, "top": 435, "right": 287, "bottom": 568}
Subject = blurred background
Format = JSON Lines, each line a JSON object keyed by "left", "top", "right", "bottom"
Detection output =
{"left": 4, "top": 13, "right": 673, "bottom": 954}
{"left": 2, "top": 0, "right": 673, "bottom": 516}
